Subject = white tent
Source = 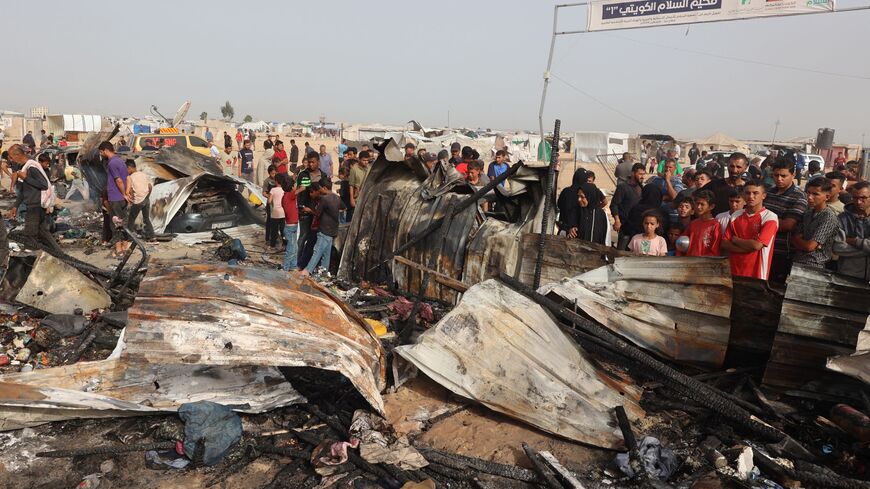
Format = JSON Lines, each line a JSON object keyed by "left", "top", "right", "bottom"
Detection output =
{"left": 572, "top": 132, "right": 629, "bottom": 163}
{"left": 239, "top": 120, "right": 270, "bottom": 132}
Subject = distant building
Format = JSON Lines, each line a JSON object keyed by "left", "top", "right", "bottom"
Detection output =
{"left": 30, "top": 106, "right": 49, "bottom": 118}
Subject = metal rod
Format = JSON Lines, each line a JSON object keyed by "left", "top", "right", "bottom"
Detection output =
{"left": 538, "top": 5, "right": 561, "bottom": 147}
{"left": 533, "top": 119, "right": 560, "bottom": 290}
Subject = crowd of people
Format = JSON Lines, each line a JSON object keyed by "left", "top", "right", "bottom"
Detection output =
{"left": 561, "top": 150, "right": 870, "bottom": 283}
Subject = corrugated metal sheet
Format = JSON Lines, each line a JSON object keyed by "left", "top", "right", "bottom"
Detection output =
{"left": 0, "top": 263, "right": 387, "bottom": 429}
{"left": 338, "top": 140, "right": 547, "bottom": 303}
{"left": 540, "top": 257, "right": 734, "bottom": 369}
{"left": 124, "top": 263, "right": 387, "bottom": 412}
{"left": 515, "top": 233, "right": 631, "bottom": 287}
{"left": 0, "top": 360, "right": 301, "bottom": 430}
{"left": 172, "top": 224, "right": 263, "bottom": 245}
{"left": 763, "top": 265, "right": 870, "bottom": 400}
{"left": 395, "top": 279, "right": 644, "bottom": 449}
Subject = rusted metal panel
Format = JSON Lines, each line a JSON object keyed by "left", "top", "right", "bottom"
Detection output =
{"left": 0, "top": 263, "right": 388, "bottom": 429}
{"left": 540, "top": 257, "right": 733, "bottom": 369}
{"left": 0, "top": 360, "right": 300, "bottom": 430}
{"left": 125, "top": 263, "right": 387, "bottom": 412}
{"left": 395, "top": 279, "right": 644, "bottom": 449}
{"left": 762, "top": 265, "right": 870, "bottom": 400}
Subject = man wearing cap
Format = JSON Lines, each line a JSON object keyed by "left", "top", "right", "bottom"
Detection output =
{"left": 449, "top": 143, "right": 461, "bottom": 165}
{"left": 404, "top": 143, "right": 416, "bottom": 161}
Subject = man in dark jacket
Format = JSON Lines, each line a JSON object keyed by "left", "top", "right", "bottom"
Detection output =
{"left": 833, "top": 181, "right": 870, "bottom": 280}
{"left": 610, "top": 163, "right": 646, "bottom": 249}
{"left": 7, "top": 145, "right": 61, "bottom": 253}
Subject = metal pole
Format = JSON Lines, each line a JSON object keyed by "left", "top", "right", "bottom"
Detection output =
{"left": 538, "top": 5, "right": 560, "bottom": 151}
{"left": 533, "top": 119, "right": 560, "bottom": 290}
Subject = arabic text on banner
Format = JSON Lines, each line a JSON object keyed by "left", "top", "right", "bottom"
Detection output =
{"left": 587, "top": 0, "right": 835, "bottom": 32}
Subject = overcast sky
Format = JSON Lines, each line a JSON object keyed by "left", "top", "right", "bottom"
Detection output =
{"left": 4, "top": 0, "right": 869, "bottom": 143}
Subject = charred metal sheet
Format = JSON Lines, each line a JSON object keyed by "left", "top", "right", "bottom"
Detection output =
{"left": 395, "top": 279, "right": 644, "bottom": 449}
{"left": 515, "top": 233, "right": 632, "bottom": 287}
{"left": 0, "top": 359, "right": 301, "bottom": 430}
{"left": 763, "top": 265, "right": 870, "bottom": 400}
{"left": 0, "top": 252, "right": 111, "bottom": 314}
{"left": 124, "top": 263, "right": 387, "bottom": 413}
{"left": 0, "top": 263, "right": 387, "bottom": 429}
{"left": 338, "top": 139, "right": 547, "bottom": 303}
{"left": 540, "top": 257, "right": 733, "bottom": 369}
{"left": 171, "top": 224, "right": 263, "bottom": 245}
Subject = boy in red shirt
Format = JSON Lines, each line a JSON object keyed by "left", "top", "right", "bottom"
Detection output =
{"left": 721, "top": 180, "right": 779, "bottom": 280}
{"left": 678, "top": 190, "right": 721, "bottom": 256}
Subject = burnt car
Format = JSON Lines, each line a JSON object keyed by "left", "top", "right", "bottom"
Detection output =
{"left": 76, "top": 126, "right": 265, "bottom": 234}
{"left": 160, "top": 176, "right": 260, "bottom": 233}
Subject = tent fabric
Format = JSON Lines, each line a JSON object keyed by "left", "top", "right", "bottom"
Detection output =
{"left": 695, "top": 132, "right": 750, "bottom": 153}
{"left": 572, "top": 132, "right": 629, "bottom": 163}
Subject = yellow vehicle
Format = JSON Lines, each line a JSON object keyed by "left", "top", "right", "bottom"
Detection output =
{"left": 131, "top": 128, "right": 211, "bottom": 156}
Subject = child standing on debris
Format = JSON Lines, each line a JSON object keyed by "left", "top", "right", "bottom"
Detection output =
{"left": 678, "top": 190, "right": 721, "bottom": 257}
{"left": 628, "top": 210, "right": 668, "bottom": 256}
{"left": 280, "top": 173, "right": 303, "bottom": 271}
{"left": 124, "top": 160, "right": 155, "bottom": 242}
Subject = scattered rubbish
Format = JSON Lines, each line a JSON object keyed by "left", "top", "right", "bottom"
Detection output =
{"left": 178, "top": 401, "right": 242, "bottom": 466}
{"left": 349, "top": 409, "right": 428, "bottom": 470}
{"left": 77, "top": 473, "right": 101, "bottom": 489}
{"left": 615, "top": 436, "right": 679, "bottom": 480}
{"left": 735, "top": 445, "right": 754, "bottom": 480}
{"left": 829, "top": 403, "right": 870, "bottom": 442}
{"left": 314, "top": 438, "right": 359, "bottom": 466}
{"left": 40, "top": 313, "right": 87, "bottom": 337}
{"left": 145, "top": 449, "right": 191, "bottom": 470}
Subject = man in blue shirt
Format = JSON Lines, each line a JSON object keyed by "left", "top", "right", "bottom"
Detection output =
{"left": 319, "top": 145, "right": 333, "bottom": 179}
{"left": 647, "top": 158, "right": 685, "bottom": 203}
{"left": 205, "top": 127, "right": 213, "bottom": 143}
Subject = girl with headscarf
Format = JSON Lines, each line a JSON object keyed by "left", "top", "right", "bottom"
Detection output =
{"left": 571, "top": 182, "right": 610, "bottom": 245}
{"left": 624, "top": 183, "right": 666, "bottom": 239}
